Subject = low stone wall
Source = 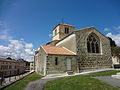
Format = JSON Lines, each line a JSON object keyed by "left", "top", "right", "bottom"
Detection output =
{"left": 0, "top": 71, "right": 34, "bottom": 89}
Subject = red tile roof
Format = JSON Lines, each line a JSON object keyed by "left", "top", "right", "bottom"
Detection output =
{"left": 41, "top": 45, "right": 76, "bottom": 55}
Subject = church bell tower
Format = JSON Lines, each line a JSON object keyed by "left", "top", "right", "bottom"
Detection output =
{"left": 52, "top": 24, "right": 75, "bottom": 40}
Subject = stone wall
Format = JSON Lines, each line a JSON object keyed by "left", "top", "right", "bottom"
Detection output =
{"left": 46, "top": 55, "right": 77, "bottom": 75}
{"left": 75, "top": 28, "right": 112, "bottom": 70}
{"left": 30, "top": 62, "right": 34, "bottom": 71}
{"left": 52, "top": 26, "right": 60, "bottom": 40}
{"left": 35, "top": 47, "right": 46, "bottom": 76}
{"left": 34, "top": 54, "right": 39, "bottom": 73}
{"left": 59, "top": 25, "right": 74, "bottom": 40}
{"left": 52, "top": 24, "right": 74, "bottom": 40}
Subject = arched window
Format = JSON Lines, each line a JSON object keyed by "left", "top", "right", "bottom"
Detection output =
{"left": 87, "top": 33, "right": 100, "bottom": 53}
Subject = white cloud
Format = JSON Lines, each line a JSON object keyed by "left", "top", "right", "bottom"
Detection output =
{"left": 114, "top": 26, "right": 120, "bottom": 30}
{"left": 106, "top": 32, "right": 120, "bottom": 46}
{"left": 0, "top": 29, "right": 13, "bottom": 40}
{"left": 0, "top": 39, "right": 34, "bottom": 61}
{"left": 104, "top": 28, "right": 111, "bottom": 31}
{"left": 0, "top": 22, "right": 34, "bottom": 61}
{"left": 104, "top": 26, "right": 120, "bottom": 32}
{"left": 49, "top": 34, "right": 52, "bottom": 38}
{"left": 25, "top": 43, "right": 33, "bottom": 49}
{"left": 0, "top": 35, "right": 12, "bottom": 40}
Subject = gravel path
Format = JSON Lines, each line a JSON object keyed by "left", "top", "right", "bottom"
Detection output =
{"left": 25, "top": 75, "right": 120, "bottom": 90}
{"left": 24, "top": 76, "right": 65, "bottom": 90}
{"left": 94, "top": 76, "right": 120, "bottom": 88}
{"left": 24, "top": 69, "right": 119, "bottom": 90}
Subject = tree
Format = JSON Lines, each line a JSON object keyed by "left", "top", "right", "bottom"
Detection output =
{"left": 111, "top": 46, "right": 120, "bottom": 58}
{"left": 6, "top": 57, "right": 12, "bottom": 60}
{"left": 108, "top": 37, "right": 117, "bottom": 47}
{"left": 108, "top": 37, "right": 120, "bottom": 59}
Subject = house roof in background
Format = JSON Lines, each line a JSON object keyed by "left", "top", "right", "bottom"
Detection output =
{"left": 0, "top": 58, "right": 17, "bottom": 62}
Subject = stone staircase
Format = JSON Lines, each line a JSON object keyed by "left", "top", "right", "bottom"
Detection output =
{"left": 111, "top": 72, "right": 120, "bottom": 79}
{"left": 67, "top": 71, "right": 74, "bottom": 75}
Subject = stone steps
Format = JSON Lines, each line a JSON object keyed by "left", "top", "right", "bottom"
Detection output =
{"left": 67, "top": 71, "right": 74, "bottom": 75}
{"left": 46, "top": 73, "right": 67, "bottom": 77}
{"left": 117, "top": 72, "right": 120, "bottom": 75}
{"left": 111, "top": 72, "right": 120, "bottom": 79}
{"left": 111, "top": 75, "right": 120, "bottom": 79}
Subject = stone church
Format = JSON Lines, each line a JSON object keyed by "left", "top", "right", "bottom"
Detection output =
{"left": 35, "top": 23, "right": 112, "bottom": 76}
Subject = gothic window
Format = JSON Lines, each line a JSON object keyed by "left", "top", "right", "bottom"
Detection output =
{"left": 87, "top": 33, "right": 100, "bottom": 53}
{"left": 65, "top": 27, "right": 69, "bottom": 34}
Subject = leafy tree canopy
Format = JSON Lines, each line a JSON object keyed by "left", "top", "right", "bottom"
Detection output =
{"left": 6, "top": 57, "right": 12, "bottom": 60}
{"left": 108, "top": 37, "right": 117, "bottom": 47}
{"left": 111, "top": 47, "right": 120, "bottom": 58}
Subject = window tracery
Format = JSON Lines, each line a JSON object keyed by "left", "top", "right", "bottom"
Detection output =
{"left": 87, "top": 33, "right": 100, "bottom": 53}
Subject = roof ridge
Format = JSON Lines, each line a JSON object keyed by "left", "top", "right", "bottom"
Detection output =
{"left": 74, "top": 26, "right": 94, "bottom": 32}
{"left": 42, "top": 45, "right": 60, "bottom": 47}
{"left": 41, "top": 45, "right": 48, "bottom": 54}
{"left": 62, "top": 47, "right": 76, "bottom": 55}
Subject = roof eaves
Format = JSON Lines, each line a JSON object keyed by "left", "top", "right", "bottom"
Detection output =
{"left": 47, "top": 53, "right": 76, "bottom": 56}
{"left": 46, "top": 40, "right": 60, "bottom": 45}
{"left": 41, "top": 45, "right": 48, "bottom": 54}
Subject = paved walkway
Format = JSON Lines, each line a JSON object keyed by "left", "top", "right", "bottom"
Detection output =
{"left": 25, "top": 68, "right": 118, "bottom": 90}
{"left": 94, "top": 76, "right": 120, "bottom": 88}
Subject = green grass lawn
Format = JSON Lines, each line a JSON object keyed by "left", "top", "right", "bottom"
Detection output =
{"left": 45, "top": 70, "right": 120, "bottom": 90}
{"left": 3, "top": 73, "right": 43, "bottom": 90}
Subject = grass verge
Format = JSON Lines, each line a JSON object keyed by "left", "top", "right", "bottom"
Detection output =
{"left": 3, "top": 73, "right": 43, "bottom": 90}
{"left": 45, "top": 70, "right": 120, "bottom": 90}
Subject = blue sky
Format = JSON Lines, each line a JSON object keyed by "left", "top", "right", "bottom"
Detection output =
{"left": 0, "top": 0, "right": 120, "bottom": 61}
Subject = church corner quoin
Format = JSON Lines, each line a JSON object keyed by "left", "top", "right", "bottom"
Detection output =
{"left": 34, "top": 23, "right": 112, "bottom": 76}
